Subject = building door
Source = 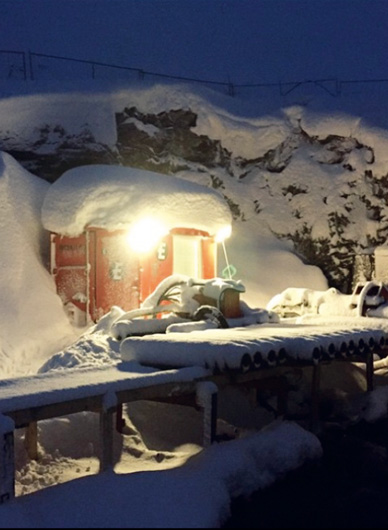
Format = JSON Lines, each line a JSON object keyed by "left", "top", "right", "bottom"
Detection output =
{"left": 51, "top": 233, "right": 88, "bottom": 326}
{"left": 173, "top": 234, "right": 203, "bottom": 278}
{"left": 93, "top": 229, "right": 140, "bottom": 321}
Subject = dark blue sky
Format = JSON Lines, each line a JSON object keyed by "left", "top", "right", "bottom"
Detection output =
{"left": 1, "top": 0, "right": 387, "bottom": 83}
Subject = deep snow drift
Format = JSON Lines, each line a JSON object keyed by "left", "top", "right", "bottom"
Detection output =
{"left": 0, "top": 152, "right": 77, "bottom": 377}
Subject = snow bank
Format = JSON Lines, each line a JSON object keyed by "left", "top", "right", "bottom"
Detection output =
{"left": 0, "top": 91, "right": 118, "bottom": 147}
{"left": 0, "top": 420, "right": 322, "bottom": 528}
{"left": 220, "top": 219, "right": 328, "bottom": 308}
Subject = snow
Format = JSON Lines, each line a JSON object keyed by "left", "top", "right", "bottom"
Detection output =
{"left": 0, "top": 149, "right": 329, "bottom": 528}
{"left": 0, "top": 421, "right": 322, "bottom": 529}
{"left": 0, "top": 364, "right": 209, "bottom": 415}
{"left": 120, "top": 318, "right": 388, "bottom": 369}
{"left": 267, "top": 286, "right": 358, "bottom": 317}
{"left": 0, "top": 152, "right": 78, "bottom": 378}
{"left": 41, "top": 165, "right": 232, "bottom": 237}
{"left": 1, "top": 0, "right": 388, "bottom": 526}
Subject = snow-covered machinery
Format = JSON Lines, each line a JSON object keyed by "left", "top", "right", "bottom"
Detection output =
{"left": 110, "top": 274, "right": 278, "bottom": 340}
{"left": 266, "top": 281, "right": 388, "bottom": 319}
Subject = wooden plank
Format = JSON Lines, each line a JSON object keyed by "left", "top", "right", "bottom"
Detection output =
{"left": 115, "top": 381, "right": 199, "bottom": 405}
{"left": 6, "top": 395, "right": 103, "bottom": 428}
{"left": 3, "top": 382, "right": 201, "bottom": 429}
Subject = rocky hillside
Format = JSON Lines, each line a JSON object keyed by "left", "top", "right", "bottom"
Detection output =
{"left": 1, "top": 91, "right": 388, "bottom": 292}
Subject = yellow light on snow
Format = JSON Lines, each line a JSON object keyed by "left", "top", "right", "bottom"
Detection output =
{"left": 215, "top": 225, "right": 232, "bottom": 243}
{"left": 127, "top": 218, "right": 168, "bottom": 253}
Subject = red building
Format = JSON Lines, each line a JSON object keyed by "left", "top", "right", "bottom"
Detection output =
{"left": 50, "top": 226, "right": 218, "bottom": 325}
{"left": 43, "top": 165, "right": 232, "bottom": 326}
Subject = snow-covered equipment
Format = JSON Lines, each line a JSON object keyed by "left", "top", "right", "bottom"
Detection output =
{"left": 266, "top": 281, "right": 388, "bottom": 319}
{"left": 110, "top": 274, "right": 278, "bottom": 340}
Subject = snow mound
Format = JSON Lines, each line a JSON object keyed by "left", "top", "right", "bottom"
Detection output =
{"left": 0, "top": 152, "right": 77, "bottom": 378}
{"left": 41, "top": 164, "right": 232, "bottom": 237}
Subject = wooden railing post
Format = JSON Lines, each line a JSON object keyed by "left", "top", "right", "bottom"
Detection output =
{"left": 99, "top": 391, "right": 117, "bottom": 473}
{"left": 196, "top": 382, "right": 218, "bottom": 447}
{"left": 25, "top": 422, "right": 38, "bottom": 460}
{"left": 365, "top": 349, "right": 374, "bottom": 391}
{"left": 99, "top": 410, "right": 114, "bottom": 472}
{"left": 310, "top": 364, "right": 321, "bottom": 434}
{"left": 0, "top": 415, "right": 15, "bottom": 503}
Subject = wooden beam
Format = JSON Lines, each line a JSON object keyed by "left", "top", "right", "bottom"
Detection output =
{"left": 7, "top": 395, "right": 103, "bottom": 428}
{"left": 24, "top": 422, "right": 38, "bottom": 461}
{"left": 115, "top": 381, "right": 199, "bottom": 405}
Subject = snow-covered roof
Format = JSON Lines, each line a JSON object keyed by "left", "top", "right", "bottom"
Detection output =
{"left": 41, "top": 165, "right": 232, "bottom": 237}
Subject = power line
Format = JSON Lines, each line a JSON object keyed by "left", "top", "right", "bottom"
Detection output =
{"left": 1, "top": 49, "right": 388, "bottom": 98}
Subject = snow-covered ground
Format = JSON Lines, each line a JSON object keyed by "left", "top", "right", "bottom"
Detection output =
{"left": 1, "top": 146, "right": 388, "bottom": 528}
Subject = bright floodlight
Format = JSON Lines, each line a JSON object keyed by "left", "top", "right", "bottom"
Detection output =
{"left": 127, "top": 218, "right": 168, "bottom": 253}
{"left": 215, "top": 225, "right": 232, "bottom": 243}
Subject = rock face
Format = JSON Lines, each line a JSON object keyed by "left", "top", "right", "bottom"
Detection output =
{"left": 0, "top": 124, "right": 118, "bottom": 183}
{"left": 1, "top": 103, "right": 388, "bottom": 292}
{"left": 115, "top": 106, "right": 234, "bottom": 175}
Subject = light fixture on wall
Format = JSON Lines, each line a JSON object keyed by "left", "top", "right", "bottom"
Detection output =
{"left": 127, "top": 218, "right": 168, "bottom": 253}
{"left": 215, "top": 225, "right": 232, "bottom": 243}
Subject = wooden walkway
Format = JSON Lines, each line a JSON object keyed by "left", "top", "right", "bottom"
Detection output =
{"left": 0, "top": 365, "right": 215, "bottom": 503}
{"left": 1, "top": 322, "right": 387, "bottom": 504}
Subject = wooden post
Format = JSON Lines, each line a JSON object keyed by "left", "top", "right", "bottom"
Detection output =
{"left": 0, "top": 415, "right": 15, "bottom": 503}
{"left": 25, "top": 422, "right": 38, "bottom": 460}
{"left": 310, "top": 364, "right": 321, "bottom": 434}
{"left": 196, "top": 382, "right": 218, "bottom": 447}
{"left": 115, "top": 404, "right": 126, "bottom": 434}
{"left": 276, "top": 377, "right": 289, "bottom": 417}
{"left": 365, "top": 350, "right": 374, "bottom": 391}
{"left": 99, "top": 409, "right": 115, "bottom": 473}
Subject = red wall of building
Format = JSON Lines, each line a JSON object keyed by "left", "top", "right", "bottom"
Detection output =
{"left": 51, "top": 227, "right": 216, "bottom": 324}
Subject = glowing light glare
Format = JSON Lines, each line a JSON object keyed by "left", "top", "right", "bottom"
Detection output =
{"left": 215, "top": 225, "right": 232, "bottom": 243}
{"left": 127, "top": 218, "right": 168, "bottom": 253}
